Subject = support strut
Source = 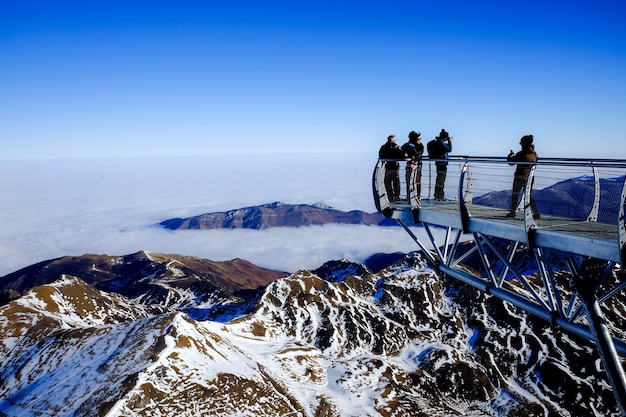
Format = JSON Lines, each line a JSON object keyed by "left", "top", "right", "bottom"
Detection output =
{"left": 575, "top": 260, "right": 626, "bottom": 416}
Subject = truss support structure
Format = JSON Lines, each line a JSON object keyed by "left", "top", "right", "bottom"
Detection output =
{"left": 374, "top": 156, "right": 626, "bottom": 414}
{"left": 414, "top": 224, "right": 626, "bottom": 415}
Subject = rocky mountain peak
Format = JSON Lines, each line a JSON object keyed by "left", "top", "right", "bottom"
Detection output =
{"left": 0, "top": 252, "right": 287, "bottom": 308}
{"left": 0, "top": 251, "right": 621, "bottom": 416}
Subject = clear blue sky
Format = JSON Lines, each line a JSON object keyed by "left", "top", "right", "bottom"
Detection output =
{"left": 2, "top": 0, "right": 625, "bottom": 159}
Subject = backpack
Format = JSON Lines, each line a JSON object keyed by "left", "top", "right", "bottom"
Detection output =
{"left": 427, "top": 139, "right": 444, "bottom": 159}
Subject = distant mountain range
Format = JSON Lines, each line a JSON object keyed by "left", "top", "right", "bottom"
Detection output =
{"left": 159, "top": 201, "right": 395, "bottom": 230}
{"left": 474, "top": 175, "right": 624, "bottom": 222}
{"left": 0, "top": 249, "right": 621, "bottom": 416}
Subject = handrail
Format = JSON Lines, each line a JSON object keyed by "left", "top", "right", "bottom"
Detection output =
{"left": 380, "top": 155, "right": 626, "bottom": 168}
{"left": 373, "top": 156, "right": 626, "bottom": 261}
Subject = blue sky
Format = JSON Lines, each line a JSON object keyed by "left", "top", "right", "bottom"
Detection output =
{"left": 1, "top": 0, "right": 625, "bottom": 159}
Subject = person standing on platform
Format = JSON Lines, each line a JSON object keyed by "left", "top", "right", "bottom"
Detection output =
{"left": 427, "top": 129, "right": 453, "bottom": 201}
{"left": 401, "top": 131, "right": 424, "bottom": 201}
{"left": 379, "top": 135, "right": 404, "bottom": 202}
{"left": 507, "top": 134, "right": 540, "bottom": 219}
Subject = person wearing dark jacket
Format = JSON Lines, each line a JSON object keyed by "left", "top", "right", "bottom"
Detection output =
{"left": 401, "top": 131, "right": 424, "bottom": 200}
{"left": 506, "top": 134, "right": 540, "bottom": 219}
{"left": 433, "top": 129, "right": 453, "bottom": 200}
{"left": 379, "top": 135, "right": 404, "bottom": 202}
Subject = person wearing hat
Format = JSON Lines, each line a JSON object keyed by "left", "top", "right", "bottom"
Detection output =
{"left": 401, "top": 131, "right": 424, "bottom": 200}
{"left": 433, "top": 128, "right": 453, "bottom": 200}
{"left": 506, "top": 134, "right": 540, "bottom": 219}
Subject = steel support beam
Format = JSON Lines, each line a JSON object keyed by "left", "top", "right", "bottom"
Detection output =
{"left": 438, "top": 263, "right": 626, "bottom": 357}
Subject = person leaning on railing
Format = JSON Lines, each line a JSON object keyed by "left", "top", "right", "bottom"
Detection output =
{"left": 506, "top": 134, "right": 540, "bottom": 219}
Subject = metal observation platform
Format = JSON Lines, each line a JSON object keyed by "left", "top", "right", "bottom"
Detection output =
{"left": 373, "top": 156, "right": 626, "bottom": 414}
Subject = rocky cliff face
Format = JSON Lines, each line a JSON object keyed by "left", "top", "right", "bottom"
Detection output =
{"left": 0, "top": 252, "right": 620, "bottom": 416}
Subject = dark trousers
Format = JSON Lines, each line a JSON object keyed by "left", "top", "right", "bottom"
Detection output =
{"left": 434, "top": 163, "right": 447, "bottom": 200}
{"left": 511, "top": 174, "right": 539, "bottom": 215}
{"left": 384, "top": 169, "right": 400, "bottom": 201}
{"left": 405, "top": 164, "right": 422, "bottom": 199}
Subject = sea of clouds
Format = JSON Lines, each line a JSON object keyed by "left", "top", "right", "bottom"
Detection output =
{"left": 0, "top": 153, "right": 433, "bottom": 276}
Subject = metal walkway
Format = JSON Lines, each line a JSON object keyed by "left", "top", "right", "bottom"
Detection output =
{"left": 373, "top": 156, "right": 626, "bottom": 415}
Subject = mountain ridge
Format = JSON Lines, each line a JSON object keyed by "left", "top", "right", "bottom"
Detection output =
{"left": 0, "top": 251, "right": 620, "bottom": 416}
{"left": 159, "top": 201, "right": 394, "bottom": 230}
{"left": 0, "top": 251, "right": 287, "bottom": 311}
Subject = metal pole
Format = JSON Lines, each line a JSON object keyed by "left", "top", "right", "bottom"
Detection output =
{"left": 576, "top": 278, "right": 626, "bottom": 416}
{"left": 438, "top": 264, "right": 626, "bottom": 356}
{"left": 397, "top": 219, "right": 438, "bottom": 266}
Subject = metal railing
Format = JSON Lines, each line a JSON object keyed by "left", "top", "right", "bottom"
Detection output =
{"left": 373, "top": 156, "right": 626, "bottom": 255}
{"left": 373, "top": 157, "right": 464, "bottom": 208}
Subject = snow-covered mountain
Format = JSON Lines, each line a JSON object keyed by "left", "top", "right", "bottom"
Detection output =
{"left": 0, "top": 251, "right": 287, "bottom": 314}
{"left": 0, "top": 251, "right": 620, "bottom": 416}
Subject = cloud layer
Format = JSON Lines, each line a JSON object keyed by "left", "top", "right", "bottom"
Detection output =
{"left": 0, "top": 153, "right": 437, "bottom": 275}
